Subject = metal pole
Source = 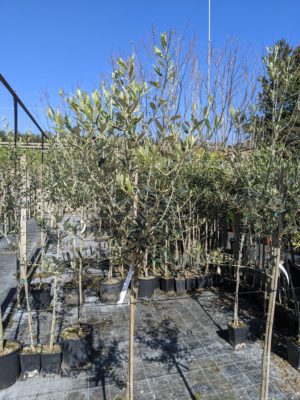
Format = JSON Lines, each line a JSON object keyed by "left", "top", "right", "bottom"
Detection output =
{"left": 14, "top": 97, "right": 18, "bottom": 146}
{"left": 208, "top": 0, "right": 211, "bottom": 95}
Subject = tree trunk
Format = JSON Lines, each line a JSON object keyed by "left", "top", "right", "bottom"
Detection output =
{"left": 49, "top": 276, "right": 57, "bottom": 351}
{"left": 233, "top": 232, "right": 246, "bottom": 324}
{"left": 260, "top": 217, "right": 283, "bottom": 400}
{"left": 24, "top": 278, "right": 35, "bottom": 350}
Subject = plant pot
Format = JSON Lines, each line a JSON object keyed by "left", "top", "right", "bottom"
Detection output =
{"left": 204, "top": 275, "right": 213, "bottom": 288}
{"left": 138, "top": 276, "right": 157, "bottom": 299}
{"left": 228, "top": 322, "right": 249, "bottom": 347}
{"left": 60, "top": 324, "right": 93, "bottom": 368}
{"left": 213, "top": 274, "right": 224, "bottom": 287}
{"left": 175, "top": 278, "right": 186, "bottom": 294}
{"left": 196, "top": 276, "right": 204, "bottom": 289}
{"left": 160, "top": 277, "right": 174, "bottom": 293}
{"left": 0, "top": 340, "right": 21, "bottom": 390}
{"left": 99, "top": 279, "right": 122, "bottom": 303}
{"left": 287, "top": 339, "right": 300, "bottom": 370}
{"left": 185, "top": 277, "right": 196, "bottom": 291}
{"left": 224, "top": 278, "right": 235, "bottom": 293}
{"left": 63, "top": 283, "right": 79, "bottom": 306}
{"left": 30, "top": 283, "right": 52, "bottom": 310}
{"left": 153, "top": 275, "right": 161, "bottom": 289}
{"left": 41, "top": 345, "right": 62, "bottom": 374}
{"left": 20, "top": 346, "right": 41, "bottom": 376}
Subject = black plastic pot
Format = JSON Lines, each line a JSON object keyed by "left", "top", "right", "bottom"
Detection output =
{"left": 41, "top": 346, "right": 62, "bottom": 374}
{"left": 138, "top": 276, "right": 157, "bottom": 299}
{"left": 20, "top": 349, "right": 41, "bottom": 375}
{"left": 99, "top": 280, "right": 122, "bottom": 303}
{"left": 196, "top": 276, "right": 204, "bottom": 289}
{"left": 204, "top": 275, "right": 213, "bottom": 288}
{"left": 287, "top": 339, "right": 300, "bottom": 370}
{"left": 153, "top": 275, "right": 161, "bottom": 289}
{"left": 60, "top": 324, "right": 93, "bottom": 369}
{"left": 224, "top": 278, "right": 235, "bottom": 293}
{"left": 228, "top": 323, "right": 249, "bottom": 347}
{"left": 0, "top": 340, "right": 21, "bottom": 390}
{"left": 185, "top": 277, "right": 196, "bottom": 292}
{"left": 160, "top": 277, "right": 174, "bottom": 292}
{"left": 175, "top": 278, "right": 186, "bottom": 294}
{"left": 213, "top": 274, "right": 224, "bottom": 287}
{"left": 30, "top": 284, "right": 52, "bottom": 310}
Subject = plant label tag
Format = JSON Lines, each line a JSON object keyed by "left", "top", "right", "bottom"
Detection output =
{"left": 117, "top": 266, "right": 133, "bottom": 305}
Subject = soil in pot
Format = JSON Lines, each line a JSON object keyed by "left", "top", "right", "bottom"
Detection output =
{"left": 175, "top": 278, "right": 186, "bottom": 294}
{"left": 60, "top": 324, "right": 93, "bottom": 369}
{"left": 185, "top": 277, "right": 196, "bottom": 292}
{"left": 160, "top": 277, "right": 174, "bottom": 293}
{"left": 287, "top": 338, "right": 300, "bottom": 370}
{"left": 41, "top": 344, "right": 62, "bottom": 374}
{"left": 99, "top": 279, "right": 122, "bottom": 303}
{"left": 20, "top": 345, "right": 41, "bottom": 376}
{"left": 228, "top": 321, "right": 249, "bottom": 348}
{"left": 30, "top": 283, "right": 52, "bottom": 310}
{"left": 0, "top": 340, "right": 21, "bottom": 390}
{"left": 138, "top": 276, "right": 157, "bottom": 299}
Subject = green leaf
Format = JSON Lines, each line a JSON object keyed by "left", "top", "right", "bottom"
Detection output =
{"left": 150, "top": 102, "right": 156, "bottom": 111}
{"left": 155, "top": 119, "right": 163, "bottom": 131}
{"left": 149, "top": 81, "right": 160, "bottom": 88}
{"left": 154, "top": 45, "right": 163, "bottom": 57}
{"left": 153, "top": 65, "right": 163, "bottom": 76}
{"left": 160, "top": 32, "right": 167, "bottom": 49}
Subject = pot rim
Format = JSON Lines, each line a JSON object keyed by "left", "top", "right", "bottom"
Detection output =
{"left": 0, "top": 340, "right": 21, "bottom": 359}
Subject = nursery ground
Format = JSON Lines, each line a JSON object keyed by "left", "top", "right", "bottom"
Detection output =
{"left": 1, "top": 289, "right": 299, "bottom": 400}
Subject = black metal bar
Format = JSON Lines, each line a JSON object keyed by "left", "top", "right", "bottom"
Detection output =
{"left": 14, "top": 97, "right": 18, "bottom": 147}
{"left": 0, "top": 74, "right": 48, "bottom": 140}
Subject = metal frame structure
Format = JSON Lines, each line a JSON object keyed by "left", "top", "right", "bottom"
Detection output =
{"left": 0, "top": 74, "right": 48, "bottom": 150}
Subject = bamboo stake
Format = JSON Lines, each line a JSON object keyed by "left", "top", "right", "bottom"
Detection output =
{"left": 128, "top": 170, "right": 139, "bottom": 400}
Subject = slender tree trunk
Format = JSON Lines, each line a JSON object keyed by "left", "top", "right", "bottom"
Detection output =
{"left": 260, "top": 218, "right": 283, "bottom": 400}
{"left": 128, "top": 170, "right": 139, "bottom": 400}
{"left": 24, "top": 278, "right": 35, "bottom": 350}
{"left": 79, "top": 259, "right": 83, "bottom": 321}
{"left": 49, "top": 276, "right": 57, "bottom": 351}
{"left": 233, "top": 233, "right": 246, "bottom": 324}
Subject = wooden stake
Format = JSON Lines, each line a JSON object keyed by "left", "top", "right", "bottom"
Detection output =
{"left": 128, "top": 170, "right": 139, "bottom": 400}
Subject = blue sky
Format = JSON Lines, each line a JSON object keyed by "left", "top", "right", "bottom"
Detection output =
{"left": 0, "top": 0, "right": 299, "bottom": 133}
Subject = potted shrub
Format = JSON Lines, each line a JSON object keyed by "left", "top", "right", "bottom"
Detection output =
{"left": 41, "top": 277, "right": 62, "bottom": 374}
{"left": 64, "top": 224, "right": 94, "bottom": 368}
{"left": 20, "top": 275, "right": 41, "bottom": 376}
{"left": 99, "top": 238, "right": 122, "bottom": 303}
{"left": 227, "top": 233, "right": 249, "bottom": 347}
{"left": 41, "top": 228, "right": 65, "bottom": 375}
{"left": 138, "top": 248, "right": 157, "bottom": 299}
